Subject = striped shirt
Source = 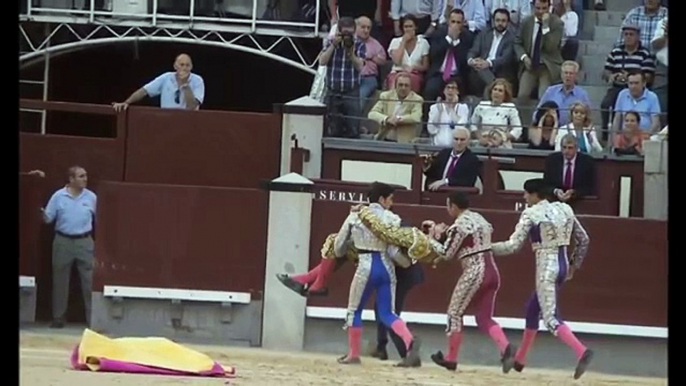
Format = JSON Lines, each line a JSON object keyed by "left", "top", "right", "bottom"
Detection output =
{"left": 615, "top": 6, "right": 668, "bottom": 51}
{"left": 324, "top": 37, "right": 367, "bottom": 93}
{"left": 603, "top": 44, "right": 655, "bottom": 87}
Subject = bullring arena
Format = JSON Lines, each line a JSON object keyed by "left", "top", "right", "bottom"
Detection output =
{"left": 20, "top": 328, "right": 666, "bottom": 385}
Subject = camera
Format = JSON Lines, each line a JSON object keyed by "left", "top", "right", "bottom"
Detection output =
{"left": 341, "top": 32, "right": 354, "bottom": 49}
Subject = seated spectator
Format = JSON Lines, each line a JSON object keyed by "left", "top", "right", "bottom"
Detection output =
{"left": 555, "top": 102, "right": 603, "bottom": 153}
{"left": 484, "top": 0, "right": 531, "bottom": 30}
{"left": 427, "top": 78, "right": 470, "bottom": 147}
{"left": 423, "top": 9, "right": 474, "bottom": 110}
{"left": 320, "top": 17, "right": 367, "bottom": 138}
{"left": 368, "top": 72, "right": 424, "bottom": 143}
{"left": 356, "top": 16, "right": 388, "bottom": 111}
{"left": 441, "top": 0, "right": 487, "bottom": 34}
{"left": 612, "top": 71, "right": 661, "bottom": 135}
{"left": 543, "top": 134, "right": 597, "bottom": 203}
{"left": 386, "top": 14, "right": 430, "bottom": 93}
{"left": 528, "top": 101, "right": 559, "bottom": 150}
{"left": 391, "top": 0, "right": 442, "bottom": 37}
{"left": 471, "top": 78, "right": 523, "bottom": 148}
{"left": 467, "top": 8, "right": 517, "bottom": 98}
{"left": 600, "top": 22, "right": 655, "bottom": 140}
{"left": 422, "top": 127, "right": 481, "bottom": 190}
{"left": 613, "top": 111, "right": 648, "bottom": 156}
{"left": 535, "top": 60, "right": 590, "bottom": 127}
{"left": 651, "top": 16, "right": 667, "bottom": 126}
{"left": 554, "top": 0, "right": 579, "bottom": 61}
{"left": 514, "top": 0, "right": 564, "bottom": 103}
{"left": 614, "top": 0, "right": 667, "bottom": 50}
{"left": 113, "top": 54, "right": 204, "bottom": 112}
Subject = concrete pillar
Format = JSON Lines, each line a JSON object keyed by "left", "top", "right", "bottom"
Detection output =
{"left": 643, "top": 140, "right": 668, "bottom": 220}
{"left": 261, "top": 173, "right": 314, "bottom": 350}
{"left": 278, "top": 96, "right": 327, "bottom": 179}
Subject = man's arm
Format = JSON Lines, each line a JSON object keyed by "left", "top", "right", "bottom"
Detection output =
{"left": 569, "top": 215, "right": 589, "bottom": 269}
{"left": 181, "top": 76, "right": 204, "bottom": 110}
{"left": 467, "top": 32, "right": 483, "bottom": 62}
{"left": 469, "top": 1, "right": 487, "bottom": 32}
{"left": 368, "top": 96, "right": 389, "bottom": 124}
{"left": 333, "top": 213, "right": 356, "bottom": 258}
{"left": 491, "top": 211, "right": 534, "bottom": 256}
{"left": 351, "top": 42, "right": 366, "bottom": 72}
{"left": 514, "top": 21, "right": 527, "bottom": 61}
{"left": 399, "top": 97, "right": 424, "bottom": 124}
{"left": 490, "top": 36, "right": 515, "bottom": 71}
{"left": 387, "top": 245, "right": 412, "bottom": 268}
{"left": 42, "top": 193, "right": 58, "bottom": 224}
{"left": 319, "top": 39, "right": 337, "bottom": 66}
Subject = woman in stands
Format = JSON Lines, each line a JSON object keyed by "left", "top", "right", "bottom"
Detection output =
{"left": 427, "top": 78, "right": 470, "bottom": 147}
{"left": 470, "top": 78, "right": 523, "bottom": 149}
{"left": 554, "top": 102, "right": 603, "bottom": 153}
{"left": 528, "top": 101, "right": 560, "bottom": 150}
{"left": 613, "top": 111, "right": 648, "bottom": 156}
{"left": 385, "top": 15, "right": 430, "bottom": 93}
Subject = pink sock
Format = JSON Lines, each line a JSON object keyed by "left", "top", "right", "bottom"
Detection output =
{"left": 487, "top": 325, "right": 510, "bottom": 354}
{"left": 309, "top": 259, "right": 336, "bottom": 290}
{"left": 556, "top": 324, "right": 586, "bottom": 359}
{"left": 347, "top": 327, "right": 362, "bottom": 358}
{"left": 390, "top": 319, "right": 414, "bottom": 350}
{"left": 291, "top": 265, "right": 320, "bottom": 285}
{"left": 515, "top": 328, "right": 538, "bottom": 364}
{"left": 445, "top": 331, "right": 463, "bottom": 362}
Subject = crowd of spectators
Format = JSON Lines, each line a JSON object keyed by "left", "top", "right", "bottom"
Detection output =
{"left": 316, "top": 0, "right": 668, "bottom": 159}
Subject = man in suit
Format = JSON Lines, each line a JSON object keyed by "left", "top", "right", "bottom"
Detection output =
{"left": 423, "top": 8, "right": 475, "bottom": 110}
{"left": 368, "top": 72, "right": 424, "bottom": 143}
{"left": 514, "top": 0, "right": 564, "bottom": 102}
{"left": 543, "top": 134, "right": 597, "bottom": 203}
{"left": 423, "top": 127, "right": 481, "bottom": 190}
{"left": 467, "top": 7, "right": 517, "bottom": 98}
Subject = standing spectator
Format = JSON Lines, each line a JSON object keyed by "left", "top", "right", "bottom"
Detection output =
{"left": 41, "top": 166, "right": 97, "bottom": 328}
{"left": 368, "top": 73, "right": 425, "bottom": 142}
{"left": 356, "top": 16, "right": 388, "bottom": 111}
{"left": 427, "top": 78, "right": 470, "bottom": 147}
{"left": 386, "top": 15, "right": 431, "bottom": 93}
{"left": 612, "top": 71, "right": 661, "bottom": 135}
{"left": 391, "top": 0, "right": 443, "bottom": 37}
{"left": 423, "top": 9, "right": 474, "bottom": 109}
{"left": 543, "top": 134, "right": 597, "bottom": 203}
{"left": 484, "top": 0, "right": 531, "bottom": 30}
{"left": 535, "top": 60, "right": 590, "bottom": 127}
{"left": 320, "top": 17, "right": 367, "bottom": 138}
{"left": 514, "top": 0, "right": 564, "bottom": 103}
{"left": 600, "top": 23, "right": 655, "bottom": 140}
{"left": 467, "top": 8, "right": 517, "bottom": 98}
{"left": 651, "top": 16, "right": 667, "bottom": 126}
{"left": 614, "top": 0, "right": 667, "bottom": 50}
{"left": 554, "top": 0, "right": 579, "bottom": 61}
{"left": 112, "top": 54, "right": 204, "bottom": 111}
{"left": 440, "top": 0, "right": 487, "bottom": 34}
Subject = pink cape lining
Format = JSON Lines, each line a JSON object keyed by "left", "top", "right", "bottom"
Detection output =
{"left": 70, "top": 344, "right": 235, "bottom": 377}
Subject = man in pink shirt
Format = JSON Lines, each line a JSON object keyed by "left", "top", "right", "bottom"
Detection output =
{"left": 356, "top": 16, "right": 388, "bottom": 110}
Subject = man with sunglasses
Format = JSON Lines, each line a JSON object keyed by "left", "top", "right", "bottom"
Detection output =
{"left": 113, "top": 53, "right": 205, "bottom": 111}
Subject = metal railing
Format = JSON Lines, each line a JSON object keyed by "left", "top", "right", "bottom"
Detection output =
{"left": 21, "top": 0, "right": 324, "bottom": 36}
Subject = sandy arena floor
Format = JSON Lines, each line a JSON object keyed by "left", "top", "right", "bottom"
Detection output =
{"left": 20, "top": 330, "right": 667, "bottom": 386}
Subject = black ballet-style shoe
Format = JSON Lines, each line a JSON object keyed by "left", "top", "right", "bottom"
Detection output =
{"left": 513, "top": 361, "right": 525, "bottom": 372}
{"left": 573, "top": 349, "right": 594, "bottom": 380}
{"left": 337, "top": 354, "right": 361, "bottom": 365}
{"left": 430, "top": 350, "right": 456, "bottom": 371}
{"left": 501, "top": 343, "right": 517, "bottom": 374}
{"left": 305, "top": 287, "right": 329, "bottom": 297}
{"left": 370, "top": 346, "right": 389, "bottom": 361}
{"left": 276, "top": 274, "right": 307, "bottom": 296}
{"left": 396, "top": 338, "right": 421, "bottom": 368}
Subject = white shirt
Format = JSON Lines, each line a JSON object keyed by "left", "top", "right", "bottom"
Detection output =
{"left": 471, "top": 101, "right": 523, "bottom": 140}
{"left": 487, "top": 30, "right": 507, "bottom": 62}
{"left": 651, "top": 17, "right": 668, "bottom": 66}
{"left": 555, "top": 124, "right": 603, "bottom": 153}
{"left": 427, "top": 102, "right": 470, "bottom": 147}
{"left": 388, "top": 36, "right": 431, "bottom": 72}
{"left": 560, "top": 11, "right": 579, "bottom": 45}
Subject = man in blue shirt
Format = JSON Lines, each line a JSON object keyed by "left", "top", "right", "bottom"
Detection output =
{"left": 534, "top": 60, "right": 591, "bottom": 128}
{"left": 112, "top": 54, "right": 205, "bottom": 111}
{"left": 612, "top": 71, "right": 661, "bottom": 134}
{"left": 42, "top": 166, "right": 97, "bottom": 328}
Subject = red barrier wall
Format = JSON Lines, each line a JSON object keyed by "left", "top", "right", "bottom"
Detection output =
{"left": 307, "top": 201, "right": 667, "bottom": 328}
{"left": 124, "top": 107, "right": 281, "bottom": 188}
{"left": 92, "top": 182, "right": 269, "bottom": 297}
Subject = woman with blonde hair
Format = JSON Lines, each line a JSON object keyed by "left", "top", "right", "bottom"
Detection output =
{"left": 471, "top": 78, "right": 523, "bottom": 148}
{"left": 555, "top": 102, "right": 603, "bottom": 153}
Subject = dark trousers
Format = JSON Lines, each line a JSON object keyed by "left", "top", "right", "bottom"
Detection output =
{"left": 561, "top": 39, "right": 579, "bottom": 61}
{"left": 325, "top": 87, "right": 361, "bottom": 138}
{"left": 373, "top": 263, "right": 424, "bottom": 357}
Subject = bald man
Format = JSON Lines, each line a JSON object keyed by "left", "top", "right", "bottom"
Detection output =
{"left": 113, "top": 54, "right": 205, "bottom": 111}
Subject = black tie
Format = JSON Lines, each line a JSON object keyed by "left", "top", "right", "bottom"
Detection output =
{"left": 531, "top": 20, "right": 543, "bottom": 70}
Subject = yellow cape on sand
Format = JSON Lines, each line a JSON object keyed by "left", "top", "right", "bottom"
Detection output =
{"left": 76, "top": 328, "right": 224, "bottom": 374}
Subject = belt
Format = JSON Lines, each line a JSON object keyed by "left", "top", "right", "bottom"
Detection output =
{"left": 56, "top": 231, "right": 92, "bottom": 239}
{"left": 357, "top": 249, "right": 383, "bottom": 254}
{"left": 460, "top": 249, "right": 492, "bottom": 259}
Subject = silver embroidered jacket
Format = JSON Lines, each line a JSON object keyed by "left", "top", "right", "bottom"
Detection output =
{"left": 491, "top": 200, "right": 590, "bottom": 268}
{"left": 432, "top": 210, "right": 494, "bottom": 261}
{"left": 333, "top": 203, "right": 412, "bottom": 268}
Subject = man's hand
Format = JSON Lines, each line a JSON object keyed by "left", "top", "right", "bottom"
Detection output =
{"left": 428, "top": 180, "right": 445, "bottom": 191}
{"left": 112, "top": 102, "right": 129, "bottom": 112}
{"left": 386, "top": 116, "right": 399, "bottom": 126}
{"left": 350, "top": 204, "right": 365, "bottom": 213}
{"left": 565, "top": 265, "right": 576, "bottom": 281}
{"left": 523, "top": 56, "right": 532, "bottom": 70}
{"left": 27, "top": 170, "right": 45, "bottom": 178}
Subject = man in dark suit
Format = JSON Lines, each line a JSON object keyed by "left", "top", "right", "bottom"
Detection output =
{"left": 423, "top": 8, "right": 475, "bottom": 110}
{"left": 423, "top": 127, "right": 481, "bottom": 190}
{"left": 514, "top": 0, "right": 564, "bottom": 102}
{"left": 543, "top": 134, "right": 597, "bottom": 203}
{"left": 467, "top": 8, "right": 517, "bottom": 98}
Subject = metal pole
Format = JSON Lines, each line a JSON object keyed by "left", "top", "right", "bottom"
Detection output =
{"left": 314, "top": 0, "right": 320, "bottom": 35}
{"left": 41, "top": 51, "right": 50, "bottom": 135}
{"left": 27, "top": 0, "right": 32, "bottom": 16}
{"left": 189, "top": 0, "right": 195, "bottom": 26}
{"left": 152, "top": 0, "right": 158, "bottom": 26}
{"left": 89, "top": 0, "right": 95, "bottom": 23}
{"left": 250, "top": 0, "right": 257, "bottom": 33}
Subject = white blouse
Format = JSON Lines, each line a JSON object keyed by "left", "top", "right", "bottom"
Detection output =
{"left": 387, "top": 37, "right": 430, "bottom": 72}
{"left": 427, "top": 102, "right": 471, "bottom": 147}
{"left": 470, "top": 101, "right": 523, "bottom": 140}
{"left": 555, "top": 123, "right": 603, "bottom": 153}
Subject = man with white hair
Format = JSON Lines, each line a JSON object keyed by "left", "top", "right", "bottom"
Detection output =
{"left": 422, "top": 126, "right": 481, "bottom": 191}
{"left": 534, "top": 60, "right": 590, "bottom": 126}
